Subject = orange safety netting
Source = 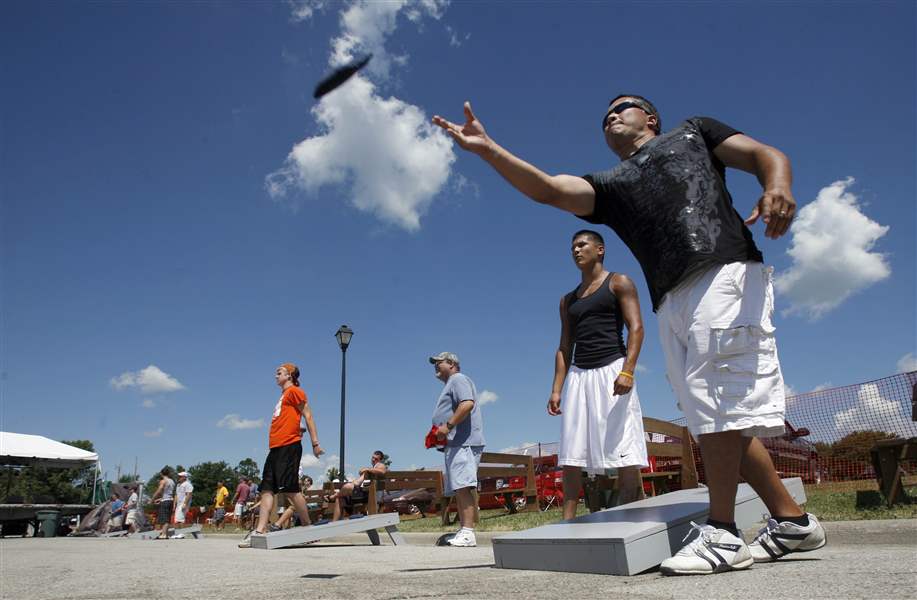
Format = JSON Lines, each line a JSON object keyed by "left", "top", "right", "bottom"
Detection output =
{"left": 503, "top": 372, "right": 917, "bottom": 492}
{"left": 678, "top": 371, "right": 917, "bottom": 488}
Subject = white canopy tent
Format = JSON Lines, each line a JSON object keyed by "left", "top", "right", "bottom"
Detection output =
{"left": 1, "top": 432, "right": 101, "bottom": 505}
{"left": 0, "top": 432, "right": 99, "bottom": 469}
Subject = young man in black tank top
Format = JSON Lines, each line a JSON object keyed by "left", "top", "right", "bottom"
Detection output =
{"left": 548, "top": 229, "right": 649, "bottom": 520}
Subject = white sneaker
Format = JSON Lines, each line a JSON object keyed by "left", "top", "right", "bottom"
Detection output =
{"left": 749, "top": 513, "right": 826, "bottom": 562}
{"left": 660, "top": 522, "right": 753, "bottom": 575}
{"left": 445, "top": 529, "right": 476, "bottom": 547}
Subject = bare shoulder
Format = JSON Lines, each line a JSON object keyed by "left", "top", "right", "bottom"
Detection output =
{"left": 610, "top": 272, "right": 636, "bottom": 293}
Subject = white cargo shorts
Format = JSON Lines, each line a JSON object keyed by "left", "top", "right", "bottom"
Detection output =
{"left": 657, "top": 261, "right": 786, "bottom": 438}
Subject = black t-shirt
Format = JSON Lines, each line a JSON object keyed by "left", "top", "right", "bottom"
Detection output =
{"left": 581, "top": 117, "right": 763, "bottom": 311}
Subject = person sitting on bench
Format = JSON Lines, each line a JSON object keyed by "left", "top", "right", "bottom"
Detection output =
{"left": 273, "top": 476, "right": 316, "bottom": 530}
{"left": 327, "top": 450, "right": 388, "bottom": 521}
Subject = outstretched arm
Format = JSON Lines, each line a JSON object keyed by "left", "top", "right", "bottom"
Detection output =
{"left": 611, "top": 274, "right": 644, "bottom": 396}
{"left": 713, "top": 133, "right": 795, "bottom": 240}
{"left": 548, "top": 295, "right": 574, "bottom": 416}
{"left": 433, "top": 101, "right": 596, "bottom": 216}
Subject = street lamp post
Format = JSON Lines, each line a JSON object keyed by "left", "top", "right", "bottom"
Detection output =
{"left": 334, "top": 325, "right": 354, "bottom": 482}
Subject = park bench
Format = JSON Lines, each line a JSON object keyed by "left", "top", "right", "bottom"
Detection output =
{"left": 583, "top": 416, "right": 698, "bottom": 512}
{"left": 870, "top": 437, "right": 917, "bottom": 506}
{"left": 370, "top": 469, "right": 444, "bottom": 518}
{"left": 323, "top": 470, "right": 445, "bottom": 520}
{"left": 440, "top": 452, "right": 538, "bottom": 525}
{"left": 300, "top": 488, "right": 331, "bottom": 521}
{"left": 323, "top": 478, "right": 381, "bottom": 518}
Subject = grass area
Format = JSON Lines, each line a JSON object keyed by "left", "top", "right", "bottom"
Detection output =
{"left": 193, "top": 485, "right": 917, "bottom": 534}
{"left": 396, "top": 506, "right": 588, "bottom": 533}
{"left": 397, "top": 485, "right": 917, "bottom": 533}
{"left": 803, "top": 486, "right": 917, "bottom": 521}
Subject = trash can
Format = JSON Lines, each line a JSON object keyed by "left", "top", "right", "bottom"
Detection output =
{"left": 35, "top": 510, "right": 61, "bottom": 538}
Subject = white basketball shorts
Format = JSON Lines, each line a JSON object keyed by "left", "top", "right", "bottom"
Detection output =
{"left": 558, "top": 357, "right": 649, "bottom": 473}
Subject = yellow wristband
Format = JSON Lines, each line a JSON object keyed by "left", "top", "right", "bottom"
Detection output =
{"left": 619, "top": 371, "right": 634, "bottom": 379}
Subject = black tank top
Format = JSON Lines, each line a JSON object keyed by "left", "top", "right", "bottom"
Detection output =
{"left": 565, "top": 272, "right": 626, "bottom": 369}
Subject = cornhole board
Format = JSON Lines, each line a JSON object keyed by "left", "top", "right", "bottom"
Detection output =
{"left": 130, "top": 524, "right": 203, "bottom": 540}
{"left": 493, "top": 477, "right": 805, "bottom": 576}
{"left": 97, "top": 530, "right": 130, "bottom": 538}
{"left": 249, "top": 512, "right": 404, "bottom": 549}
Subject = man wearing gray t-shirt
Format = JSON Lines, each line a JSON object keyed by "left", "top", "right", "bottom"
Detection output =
{"left": 429, "top": 351, "right": 485, "bottom": 547}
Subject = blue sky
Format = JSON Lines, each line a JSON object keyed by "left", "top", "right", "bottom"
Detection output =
{"left": 2, "top": 1, "right": 914, "bottom": 485}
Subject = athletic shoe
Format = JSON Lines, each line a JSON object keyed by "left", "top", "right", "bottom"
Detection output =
{"left": 660, "top": 522, "right": 753, "bottom": 575}
{"left": 237, "top": 530, "right": 256, "bottom": 548}
{"left": 748, "top": 513, "right": 826, "bottom": 562}
{"left": 445, "top": 529, "right": 476, "bottom": 547}
{"left": 268, "top": 524, "right": 282, "bottom": 533}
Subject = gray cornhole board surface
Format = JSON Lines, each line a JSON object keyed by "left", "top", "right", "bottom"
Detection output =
{"left": 130, "top": 524, "right": 203, "bottom": 540}
{"left": 250, "top": 513, "right": 404, "bottom": 549}
{"left": 493, "top": 477, "right": 805, "bottom": 576}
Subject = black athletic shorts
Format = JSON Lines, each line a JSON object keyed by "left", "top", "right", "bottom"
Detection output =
{"left": 261, "top": 441, "right": 302, "bottom": 494}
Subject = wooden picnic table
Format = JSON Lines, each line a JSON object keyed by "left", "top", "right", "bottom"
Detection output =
{"left": 871, "top": 437, "right": 917, "bottom": 506}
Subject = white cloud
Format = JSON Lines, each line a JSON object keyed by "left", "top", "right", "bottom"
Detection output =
{"left": 267, "top": 0, "right": 456, "bottom": 232}
{"left": 216, "top": 414, "right": 264, "bottom": 430}
{"left": 144, "top": 427, "right": 164, "bottom": 438}
{"left": 288, "top": 0, "right": 326, "bottom": 23}
{"left": 300, "top": 454, "right": 322, "bottom": 468}
{"left": 299, "top": 453, "right": 340, "bottom": 483}
{"left": 811, "top": 382, "right": 833, "bottom": 393}
{"left": 110, "top": 365, "right": 185, "bottom": 395}
{"left": 444, "top": 24, "right": 469, "bottom": 47}
{"left": 635, "top": 364, "right": 650, "bottom": 373}
{"left": 500, "top": 441, "right": 537, "bottom": 453}
{"left": 783, "top": 383, "right": 798, "bottom": 399}
{"left": 896, "top": 352, "right": 917, "bottom": 373}
{"left": 774, "top": 178, "right": 890, "bottom": 320}
{"left": 479, "top": 390, "right": 498, "bottom": 405}
{"left": 141, "top": 399, "right": 156, "bottom": 409}
{"left": 834, "top": 383, "right": 911, "bottom": 437}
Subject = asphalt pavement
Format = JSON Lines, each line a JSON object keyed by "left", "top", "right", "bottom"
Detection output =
{"left": 2, "top": 519, "right": 915, "bottom": 600}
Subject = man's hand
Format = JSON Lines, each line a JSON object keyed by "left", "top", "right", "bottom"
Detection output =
{"left": 435, "top": 424, "right": 449, "bottom": 440}
{"left": 432, "top": 101, "right": 492, "bottom": 156}
{"left": 312, "top": 444, "right": 325, "bottom": 458}
{"left": 612, "top": 374, "right": 634, "bottom": 396}
{"left": 745, "top": 187, "right": 796, "bottom": 239}
{"left": 547, "top": 392, "right": 562, "bottom": 416}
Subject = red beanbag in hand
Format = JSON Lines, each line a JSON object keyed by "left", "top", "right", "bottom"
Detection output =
{"left": 425, "top": 425, "right": 447, "bottom": 449}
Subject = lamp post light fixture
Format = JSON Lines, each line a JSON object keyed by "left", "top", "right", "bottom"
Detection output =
{"left": 334, "top": 325, "right": 354, "bottom": 481}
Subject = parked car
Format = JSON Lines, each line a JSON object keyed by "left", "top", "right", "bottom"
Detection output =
{"left": 379, "top": 488, "right": 437, "bottom": 516}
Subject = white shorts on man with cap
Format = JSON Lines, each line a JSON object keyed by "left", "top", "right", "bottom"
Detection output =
{"left": 174, "top": 471, "right": 193, "bottom": 525}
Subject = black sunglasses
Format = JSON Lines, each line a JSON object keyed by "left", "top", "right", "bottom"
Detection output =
{"left": 602, "top": 101, "right": 650, "bottom": 130}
